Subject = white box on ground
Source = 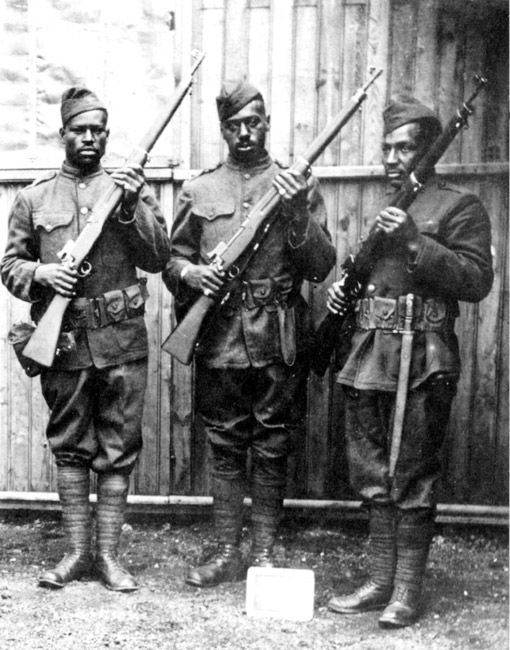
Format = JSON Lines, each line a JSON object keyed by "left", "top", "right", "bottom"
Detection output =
{"left": 245, "top": 567, "right": 315, "bottom": 621}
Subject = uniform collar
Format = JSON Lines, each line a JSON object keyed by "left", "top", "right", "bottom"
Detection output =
{"left": 60, "top": 161, "right": 104, "bottom": 180}
{"left": 224, "top": 152, "right": 272, "bottom": 174}
{"left": 385, "top": 170, "right": 437, "bottom": 197}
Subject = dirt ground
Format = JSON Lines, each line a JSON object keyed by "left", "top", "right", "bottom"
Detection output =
{"left": 0, "top": 511, "right": 507, "bottom": 650}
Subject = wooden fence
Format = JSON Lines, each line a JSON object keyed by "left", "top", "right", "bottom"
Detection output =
{"left": 0, "top": 0, "right": 508, "bottom": 507}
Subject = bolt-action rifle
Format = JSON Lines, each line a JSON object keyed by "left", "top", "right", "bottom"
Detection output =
{"left": 310, "top": 74, "right": 488, "bottom": 377}
{"left": 162, "top": 68, "right": 383, "bottom": 365}
{"left": 21, "top": 51, "right": 206, "bottom": 369}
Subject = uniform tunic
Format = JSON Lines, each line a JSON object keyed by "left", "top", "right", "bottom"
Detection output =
{"left": 163, "top": 154, "right": 336, "bottom": 478}
{"left": 336, "top": 176, "right": 493, "bottom": 507}
{"left": 1, "top": 162, "right": 170, "bottom": 471}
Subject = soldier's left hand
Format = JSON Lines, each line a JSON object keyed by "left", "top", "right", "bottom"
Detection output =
{"left": 374, "top": 207, "right": 419, "bottom": 242}
{"left": 273, "top": 169, "right": 308, "bottom": 208}
{"left": 111, "top": 163, "right": 146, "bottom": 211}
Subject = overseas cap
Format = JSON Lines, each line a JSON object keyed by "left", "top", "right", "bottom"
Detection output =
{"left": 60, "top": 87, "right": 108, "bottom": 126}
{"left": 216, "top": 80, "right": 263, "bottom": 121}
{"left": 383, "top": 94, "right": 441, "bottom": 136}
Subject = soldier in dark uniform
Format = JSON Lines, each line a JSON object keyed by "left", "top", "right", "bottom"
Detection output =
{"left": 326, "top": 96, "right": 493, "bottom": 627}
{"left": 1, "top": 88, "right": 170, "bottom": 591}
{"left": 163, "top": 80, "right": 336, "bottom": 587}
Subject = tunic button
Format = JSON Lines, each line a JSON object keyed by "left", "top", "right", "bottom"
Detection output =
{"left": 243, "top": 174, "right": 250, "bottom": 180}
{"left": 243, "top": 202, "right": 250, "bottom": 208}
{"left": 80, "top": 206, "right": 89, "bottom": 215}
{"left": 78, "top": 182, "right": 87, "bottom": 189}
{"left": 367, "top": 283, "right": 376, "bottom": 294}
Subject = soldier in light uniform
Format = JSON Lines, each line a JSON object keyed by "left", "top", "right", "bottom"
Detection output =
{"left": 326, "top": 96, "right": 493, "bottom": 627}
{"left": 1, "top": 88, "right": 170, "bottom": 591}
{"left": 163, "top": 80, "right": 336, "bottom": 587}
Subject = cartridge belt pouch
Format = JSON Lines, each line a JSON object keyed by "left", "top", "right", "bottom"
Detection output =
{"left": 355, "top": 295, "right": 456, "bottom": 332}
{"left": 65, "top": 278, "right": 148, "bottom": 330}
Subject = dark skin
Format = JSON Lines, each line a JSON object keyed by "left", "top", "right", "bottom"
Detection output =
{"left": 327, "top": 122, "right": 426, "bottom": 313}
{"left": 182, "top": 98, "right": 310, "bottom": 297}
{"left": 34, "top": 109, "right": 146, "bottom": 297}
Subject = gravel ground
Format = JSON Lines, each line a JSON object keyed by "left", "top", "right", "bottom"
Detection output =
{"left": 0, "top": 511, "right": 507, "bottom": 650}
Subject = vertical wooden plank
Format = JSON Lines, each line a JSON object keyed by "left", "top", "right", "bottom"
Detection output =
{"left": 468, "top": 177, "right": 506, "bottom": 503}
{"left": 290, "top": 0, "right": 319, "bottom": 161}
{"left": 388, "top": 0, "right": 418, "bottom": 96}
{"left": 190, "top": 0, "right": 224, "bottom": 169}
{"left": 363, "top": 0, "right": 390, "bottom": 166}
{"left": 267, "top": 0, "right": 294, "bottom": 162}
{"left": 436, "top": 3, "right": 464, "bottom": 163}
{"left": 247, "top": 0, "right": 271, "bottom": 96}
{"left": 223, "top": 0, "right": 249, "bottom": 81}
{"left": 414, "top": 0, "right": 438, "bottom": 109}
{"left": 316, "top": 0, "right": 344, "bottom": 167}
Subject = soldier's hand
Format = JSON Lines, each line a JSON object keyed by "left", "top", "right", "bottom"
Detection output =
{"left": 111, "top": 163, "right": 146, "bottom": 212}
{"left": 273, "top": 170, "right": 308, "bottom": 208}
{"left": 181, "top": 263, "right": 226, "bottom": 297}
{"left": 373, "top": 207, "right": 419, "bottom": 242}
{"left": 327, "top": 281, "right": 350, "bottom": 315}
{"left": 34, "top": 263, "right": 78, "bottom": 297}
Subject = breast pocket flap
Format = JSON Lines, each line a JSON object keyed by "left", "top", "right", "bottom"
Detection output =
{"left": 33, "top": 211, "right": 74, "bottom": 233}
{"left": 193, "top": 201, "right": 235, "bottom": 221}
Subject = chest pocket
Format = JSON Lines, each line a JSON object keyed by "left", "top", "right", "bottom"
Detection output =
{"left": 33, "top": 211, "right": 75, "bottom": 262}
{"left": 193, "top": 200, "right": 236, "bottom": 253}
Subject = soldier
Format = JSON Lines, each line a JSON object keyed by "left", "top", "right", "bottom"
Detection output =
{"left": 163, "top": 80, "right": 336, "bottom": 587}
{"left": 326, "top": 96, "right": 493, "bottom": 627}
{"left": 1, "top": 87, "right": 170, "bottom": 591}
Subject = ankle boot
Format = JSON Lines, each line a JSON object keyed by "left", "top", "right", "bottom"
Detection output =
{"left": 249, "top": 483, "right": 283, "bottom": 568}
{"left": 186, "top": 476, "right": 245, "bottom": 587}
{"left": 39, "top": 466, "right": 92, "bottom": 589}
{"left": 329, "top": 503, "right": 396, "bottom": 614}
{"left": 379, "top": 508, "right": 434, "bottom": 628}
{"left": 95, "top": 473, "right": 138, "bottom": 592}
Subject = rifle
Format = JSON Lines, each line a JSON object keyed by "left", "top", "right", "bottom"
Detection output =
{"left": 162, "top": 68, "right": 384, "bottom": 365}
{"left": 21, "top": 51, "right": 206, "bottom": 369}
{"left": 310, "top": 74, "right": 488, "bottom": 377}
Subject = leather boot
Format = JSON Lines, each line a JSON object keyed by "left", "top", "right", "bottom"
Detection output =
{"left": 95, "top": 473, "right": 138, "bottom": 592}
{"left": 379, "top": 508, "right": 434, "bottom": 628}
{"left": 186, "top": 476, "right": 245, "bottom": 587}
{"left": 329, "top": 503, "right": 396, "bottom": 614}
{"left": 249, "top": 482, "right": 283, "bottom": 567}
{"left": 39, "top": 466, "right": 92, "bottom": 589}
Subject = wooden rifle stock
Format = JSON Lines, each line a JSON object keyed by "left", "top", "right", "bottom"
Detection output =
{"left": 310, "top": 74, "right": 488, "bottom": 377}
{"left": 22, "top": 51, "right": 206, "bottom": 369}
{"left": 162, "top": 68, "right": 383, "bottom": 365}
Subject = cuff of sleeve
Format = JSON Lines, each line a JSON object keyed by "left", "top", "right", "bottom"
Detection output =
{"left": 117, "top": 201, "right": 138, "bottom": 224}
{"left": 406, "top": 237, "right": 424, "bottom": 273}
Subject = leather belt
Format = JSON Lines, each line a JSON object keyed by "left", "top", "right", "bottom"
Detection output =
{"left": 355, "top": 295, "right": 456, "bottom": 332}
{"left": 64, "top": 279, "right": 148, "bottom": 330}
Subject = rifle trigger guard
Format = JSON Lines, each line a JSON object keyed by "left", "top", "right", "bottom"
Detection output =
{"left": 78, "top": 260, "right": 92, "bottom": 278}
{"left": 228, "top": 264, "right": 240, "bottom": 279}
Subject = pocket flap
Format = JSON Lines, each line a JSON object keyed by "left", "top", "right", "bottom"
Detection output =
{"left": 33, "top": 211, "right": 74, "bottom": 233}
{"left": 193, "top": 201, "right": 235, "bottom": 221}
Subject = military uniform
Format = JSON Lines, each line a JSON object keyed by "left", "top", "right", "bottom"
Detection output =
{"left": 1, "top": 162, "right": 170, "bottom": 471}
{"left": 328, "top": 96, "right": 493, "bottom": 627}
{"left": 1, "top": 87, "right": 170, "bottom": 592}
{"left": 164, "top": 81, "right": 336, "bottom": 585}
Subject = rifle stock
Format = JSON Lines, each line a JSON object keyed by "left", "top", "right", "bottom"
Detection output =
{"left": 22, "top": 51, "right": 206, "bottom": 368}
{"left": 310, "top": 74, "right": 488, "bottom": 377}
{"left": 163, "top": 68, "right": 383, "bottom": 365}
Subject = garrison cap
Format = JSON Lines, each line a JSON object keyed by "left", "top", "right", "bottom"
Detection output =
{"left": 60, "top": 87, "right": 107, "bottom": 126}
{"left": 383, "top": 95, "right": 441, "bottom": 136}
{"left": 216, "top": 80, "right": 263, "bottom": 121}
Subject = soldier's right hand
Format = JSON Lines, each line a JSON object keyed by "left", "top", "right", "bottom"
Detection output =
{"left": 181, "top": 263, "right": 226, "bottom": 297}
{"left": 327, "top": 281, "right": 350, "bottom": 315}
{"left": 34, "top": 263, "right": 78, "bottom": 297}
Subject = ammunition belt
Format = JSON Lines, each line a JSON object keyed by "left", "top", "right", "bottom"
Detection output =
{"left": 355, "top": 295, "right": 456, "bottom": 332}
{"left": 64, "top": 279, "right": 148, "bottom": 330}
{"left": 223, "top": 273, "right": 294, "bottom": 311}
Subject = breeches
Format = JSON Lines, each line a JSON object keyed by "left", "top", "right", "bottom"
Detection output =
{"left": 196, "top": 360, "right": 308, "bottom": 486}
{"left": 343, "top": 374, "right": 457, "bottom": 509}
{"left": 40, "top": 360, "right": 147, "bottom": 474}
